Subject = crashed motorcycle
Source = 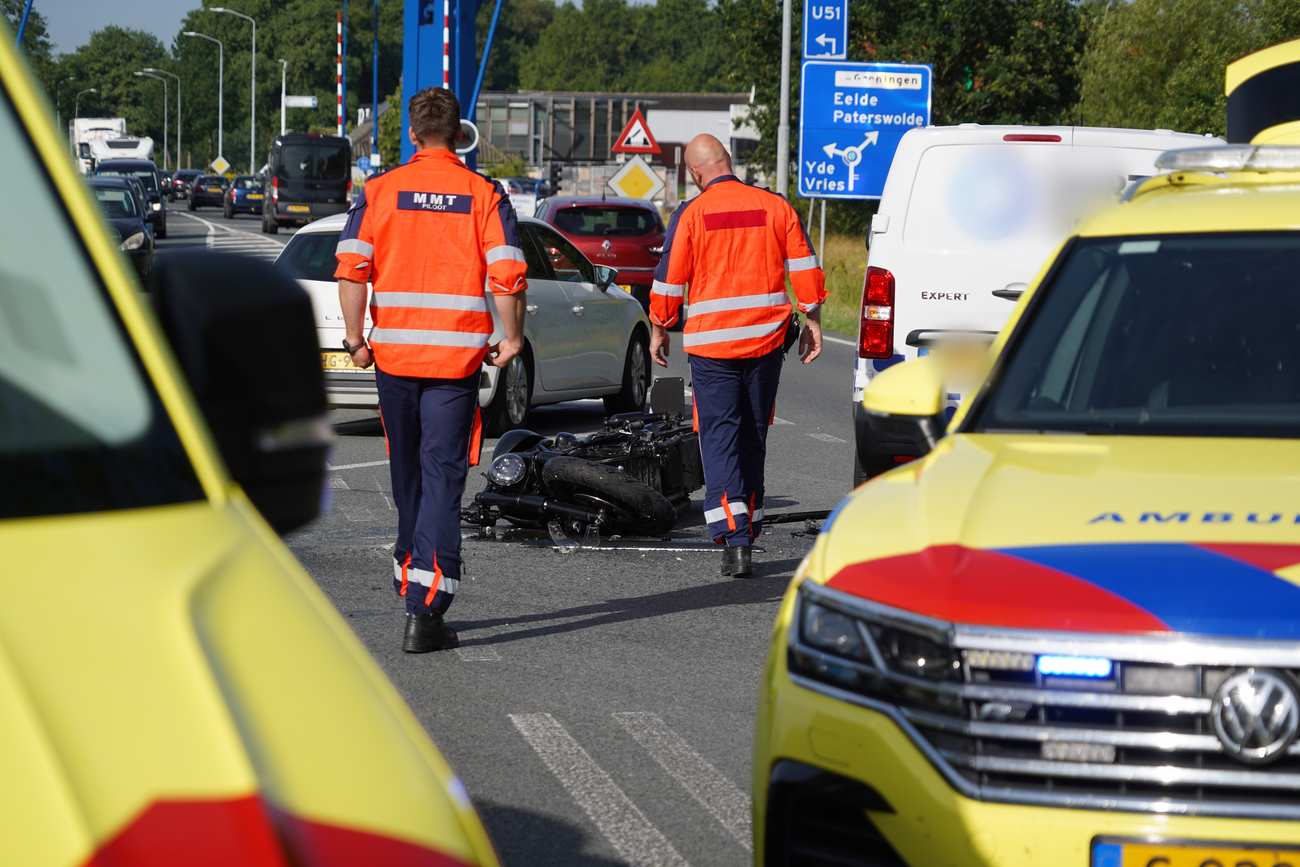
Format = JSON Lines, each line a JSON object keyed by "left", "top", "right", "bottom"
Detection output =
{"left": 463, "top": 378, "right": 704, "bottom": 542}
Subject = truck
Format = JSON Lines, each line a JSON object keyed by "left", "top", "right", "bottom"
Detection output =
{"left": 68, "top": 118, "right": 154, "bottom": 173}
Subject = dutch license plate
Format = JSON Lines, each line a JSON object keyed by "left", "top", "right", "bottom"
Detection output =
{"left": 248, "top": 193, "right": 264, "bottom": 200}
{"left": 1093, "top": 838, "right": 1300, "bottom": 867}
{"left": 206, "top": 186, "right": 222, "bottom": 192}
{"left": 288, "top": 204, "right": 310, "bottom": 213}
{"left": 321, "top": 351, "right": 361, "bottom": 371}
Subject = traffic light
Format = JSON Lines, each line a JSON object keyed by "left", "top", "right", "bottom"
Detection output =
{"left": 549, "top": 162, "right": 562, "bottom": 194}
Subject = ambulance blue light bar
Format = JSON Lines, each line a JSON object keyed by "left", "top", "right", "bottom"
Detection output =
{"left": 1036, "top": 654, "right": 1113, "bottom": 679}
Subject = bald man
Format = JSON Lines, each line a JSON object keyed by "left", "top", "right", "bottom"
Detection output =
{"left": 650, "top": 135, "right": 826, "bottom": 578}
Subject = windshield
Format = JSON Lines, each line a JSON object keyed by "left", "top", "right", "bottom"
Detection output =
{"left": 93, "top": 186, "right": 137, "bottom": 218}
{"left": 276, "top": 231, "right": 340, "bottom": 282}
{"left": 198, "top": 176, "right": 225, "bottom": 187}
{"left": 968, "top": 233, "right": 1300, "bottom": 438}
{"left": 553, "top": 206, "right": 658, "bottom": 236}
{"left": 233, "top": 176, "right": 262, "bottom": 190}
{"left": 99, "top": 167, "right": 158, "bottom": 195}
{"left": 0, "top": 98, "right": 202, "bottom": 519}
{"left": 277, "top": 142, "right": 349, "bottom": 181}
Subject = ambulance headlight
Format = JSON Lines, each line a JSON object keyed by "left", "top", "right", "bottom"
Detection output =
{"left": 486, "top": 453, "right": 527, "bottom": 487}
{"left": 120, "top": 231, "right": 147, "bottom": 251}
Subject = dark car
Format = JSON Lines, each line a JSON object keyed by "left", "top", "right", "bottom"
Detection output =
{"left": 172, "top": 168, "right": 202, "bottom": 199}
{"left": 224, "top": 175, "right": 265, "bottom": 218}
{"left": 534, "top": 196, "right": 664, "bottom": 310}
{"left": 188, "top": 174, "right": 228, "bottom": 210}
{"left": 88, "top": 176, "right": 154, "bottom": 279}
{"left": 95, "top": 159, "right": 167, "bottom": 239}
{"left": 262, "top": 132, "right": 351, "bottom": 234}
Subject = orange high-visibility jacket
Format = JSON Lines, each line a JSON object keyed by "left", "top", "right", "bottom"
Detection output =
{"left": 649, "top": 175, "right": 827, "bottom": 359}
{"left": 334, "top": 148, "right": 527, "bottom": 379}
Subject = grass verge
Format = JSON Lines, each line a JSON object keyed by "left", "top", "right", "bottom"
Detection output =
{"left": 817, "top": 233, "right": 867, "bottom": 339}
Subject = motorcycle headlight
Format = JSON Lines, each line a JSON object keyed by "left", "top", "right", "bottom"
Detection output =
{"left": 486, "top": 453, "right": 527, "bottom": 487}
{"left": 120, "top": 231, "right": 146, "bottom": 251}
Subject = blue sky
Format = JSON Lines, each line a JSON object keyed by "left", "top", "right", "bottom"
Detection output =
{"left": 43, "top": 0, "right": 194, "bottom": 53}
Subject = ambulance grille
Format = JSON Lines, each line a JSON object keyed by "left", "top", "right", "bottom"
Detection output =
{"left": 789, "top": 583, "right": 1300, "bottom": 820}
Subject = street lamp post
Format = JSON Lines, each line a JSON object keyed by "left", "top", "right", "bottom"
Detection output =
{"left": 212, "top": 7, "right": 257, "bottom": 173}
{"left": 279, "top": 59, "right": 287, "bottom": 135}
{"left": 74, "top": 87, "right": 96, "bottom": 120}
{"left": 143, "top": 67, "right": 181, "bottom": 169}
{"left": 135, "top": 71, "right": 169, "bottom": 169}
{"left": 183, "top": 31, "right": 223, "bottom": 167}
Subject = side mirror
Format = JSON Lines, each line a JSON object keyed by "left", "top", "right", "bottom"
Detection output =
{"left": 594, "top": 264, "right": 617, "bottom": 290}
{"left": 860, "top": 357, "right": 948, "bottom": 463}
{"left": 150, "top": 251, "right": 331, "bottom": 534}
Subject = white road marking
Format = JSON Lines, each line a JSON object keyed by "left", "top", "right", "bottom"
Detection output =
{"left": 772, "top": 416, "right": 794, "bottom": 426}
{"left": 176, "top": 211, "right": 286, "bottom": 261}
{"left": 327, "top": 459, "right": 391, "bottom": 471}
{"left": 823, "top": 333, "right": 857, "bottom": 348}
{"left": 808, "top": 432, "right": 847, "bottom": 444}
{"left": 454, "top": 646, "right": 502, "bottom": 661}
{"left": 509, "top": 713, "right": 688, "bottom": 867}
{"left": 328, "top": 477, "right": 350, "bottom": 489}
{"left": 614, "top": 712, "right": 752, "bottom": 851}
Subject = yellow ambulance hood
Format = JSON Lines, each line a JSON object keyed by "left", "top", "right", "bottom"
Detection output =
{"left": 0, "top": 499, "right": 493, "bottom": 867}
{"left": 816, "top": 434, "right": 1300, "bottom": 638}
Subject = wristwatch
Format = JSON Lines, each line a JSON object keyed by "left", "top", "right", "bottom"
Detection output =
{"left": 342, "top": 338, "right": 366, "bottom": 355}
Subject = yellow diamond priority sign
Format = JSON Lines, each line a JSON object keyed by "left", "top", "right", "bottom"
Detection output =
{"left": 607, "top": 155, "right": 665, "bottom": 200}
{"left": 210, "top": 155, "right": 231, "bottom": 175}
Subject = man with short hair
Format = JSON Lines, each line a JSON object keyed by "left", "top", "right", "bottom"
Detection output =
{"left": 650, "top": 134, "right": 826, "bottom": 578}
{"left": 336, "top": 87, "right": 527, "bottom": 652}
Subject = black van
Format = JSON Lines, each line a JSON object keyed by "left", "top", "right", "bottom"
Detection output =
{"left": 262, "top": 133, "right": 352, "bottom": 234}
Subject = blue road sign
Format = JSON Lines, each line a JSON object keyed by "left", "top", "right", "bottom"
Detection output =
{"left": 798, "top": 60, "right": 932, "bottom": 200}
{"left": 803, "top": 0, "right": 847, "bottom": 60}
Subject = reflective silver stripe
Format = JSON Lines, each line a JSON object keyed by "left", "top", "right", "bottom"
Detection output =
{"left": 704, "top": 502, "right": 749, "bottom": 523}
{"left": 486, "top": 245, "right": 526, "bottom": 265}
{"left": 337, "top": 238, "right": 374, "bottom": 257}
{"left": 683, "top": 319, "right": 783, "bottom": 348}
{"left": 686, "top": 292, "right": 787, "bottom": 318}
{"left": 372, "top": 291, "right": 488, "bottom": 312}
{"left": 752, "top": 509, "right": 765, "bottom": 522}
{"left": 408, "top": 567, "right": 460, "bottom": 595}
{"left": 652, "top": 280, "right": 684, "bottom": 298}
{"left": 393, "top": 560, "right": 404, "bottom": 582}
{"left": 369, "top": 328, "right": 489, "bottom": 348}
{"left": 798, "top": 301, "right": 821, "bottom": 314}
{"left": 785, "top": 255, "right": 818, "bottom": 272}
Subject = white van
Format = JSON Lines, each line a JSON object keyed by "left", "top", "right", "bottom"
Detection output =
{"left": 850, "top": 124, "right": 1220, "bottom": 484}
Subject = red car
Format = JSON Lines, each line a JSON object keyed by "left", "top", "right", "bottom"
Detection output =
{"left": 534, "top": 196, "right": 664, "bottom": 310}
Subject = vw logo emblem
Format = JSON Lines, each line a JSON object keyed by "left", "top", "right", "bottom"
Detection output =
{"left": 1212, "top": 669, "right": 1300, "bottom": 764}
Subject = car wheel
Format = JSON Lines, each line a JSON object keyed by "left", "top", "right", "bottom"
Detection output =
{"left": 486, "top": 352, "right": 531, "bottom": 436}
{"left": 262, "top": 212, "right": 278, "bottom": 234}
{"left": 604, "top": 332, "right": 649, "bottom": 414}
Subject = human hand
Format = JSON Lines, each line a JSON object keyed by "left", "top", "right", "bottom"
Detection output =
{"left": 490, "top": 334, "right": 524, "bottom": 369}
{"left": 799, "top": 317, "right": 822, "bottom": 364}
{"left": 348, "top": 343, "right": 374, "bottom": 369}
{"left": 650, "top": 324, "right": 670, "bottom": 368}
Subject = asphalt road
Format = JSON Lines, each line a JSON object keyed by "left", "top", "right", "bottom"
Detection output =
{"left": 161, "top": 208, "right": 861, "bottom": 866}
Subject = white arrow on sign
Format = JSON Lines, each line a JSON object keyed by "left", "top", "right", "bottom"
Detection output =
{"left": 822, "top": 130, "right": 880, "bottom": 190}
{"left": 814, "top": 33, "right": 838, "bottom": 54}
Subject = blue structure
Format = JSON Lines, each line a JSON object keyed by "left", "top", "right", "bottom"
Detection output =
{"left": 401, "top": 0, "right": 484, "bottom": 165}
{"left": 797, "top": 60, "right": 932, "bottom": 200}
{"left": 802, "top": 0, "right": 847, "bottom": 60}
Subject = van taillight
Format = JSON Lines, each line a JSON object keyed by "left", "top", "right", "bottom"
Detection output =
{"left": 1002, "top": 133, "right": 1062, "bottom": 142}
{"left": 271, "top": 175, "right": 279, "bottom": 203}
{"left": 858, "top": 266, "right": 895, "bottom": 359}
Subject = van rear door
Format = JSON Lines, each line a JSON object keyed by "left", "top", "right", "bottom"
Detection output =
{"left": 276, "top": 140, "right": 350, "bottom": 206}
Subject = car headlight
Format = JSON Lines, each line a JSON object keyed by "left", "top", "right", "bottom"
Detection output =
{"left": 151, "top": 201, "right": 162, "bottom": 211}
{"left": 485, "top": 453, "right": 527, "bottom": 487}
{"left": 120, "top": 231, "right": 146, "bottom": 251}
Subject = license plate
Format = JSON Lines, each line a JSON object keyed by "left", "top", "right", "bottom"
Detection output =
{"left": 618, "top": 284, "right": 633, "bottom": 292}
{"left": 1093, "top": 838, "right": 1300, "bottom": 867}
{"left": 288, "top": 204, "right": 310, "bottom": 213}
{"left": 321, "top": 351, "right": 362, "bottom": 371}
{"left": 206, "top": 187, "right": 221, "bottom": 192}
{"left": 248, "top": 193, "right": 264, "bottom": 200}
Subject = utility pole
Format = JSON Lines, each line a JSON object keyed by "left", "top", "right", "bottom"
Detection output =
{"left": 336, "top": 11, "right": 344, "bottom": 135}
{"left": 775, "top": 0, "right": 793, "bottom": 197}
{"left": 280, "top": 59, "right": 287, "bottom": 135}
{"left": 134, "top": 71, "right": 169, "bottom": 169}
{"left": 212, "top": 8, "right": 256, "bottom": 173}
{"left": 371, "top": 0, "right": 379, "bottom": 161}
{"left": 143, "top": 68, "right": 181, "bottom": 169}
{"left": 183, "top": 31, "right": 224, "bottom": 166}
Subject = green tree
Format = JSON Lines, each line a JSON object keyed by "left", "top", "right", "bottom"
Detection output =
{"left": 4, "top": 0, "right": 58, "bottom": 112}
{"left": 476, "top": 0, "right": 556, "bottom": 91}
{"left": 58, "top": 27, "right": 170, "bottom": 153}
{"left": 378, "top": 80, "right": 402, "bottom": 168}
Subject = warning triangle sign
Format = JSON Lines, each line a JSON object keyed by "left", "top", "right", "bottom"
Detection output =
{"left": 611, "top": 108, "right": 661, "bottom": 155}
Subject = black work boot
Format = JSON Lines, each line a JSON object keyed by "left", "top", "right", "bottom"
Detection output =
{"left": 403, "top": 611, "right": 460, "bottom": 653}
{"left": 721, "top": 545, "right": 753, "bottom": 578}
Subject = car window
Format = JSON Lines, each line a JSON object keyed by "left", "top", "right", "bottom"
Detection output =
{"left": 968, "top": 233, "right": 1300, "bottom": 438}
{"left": 276, "top": 231, "right": 342, "bottom": 282}
{"left": 277, "top": 142, "right": 349, "bottom": 181}
{"left": 198, "top": 176, "right": 225, "bottom": 187}
{"left": 532, "top": 224, "right": 594, "bottom": 283}
{"left": 234, "top": 176, "right": 262, "bottom": 190}
{"left": 99, "top": 167, "right": 159, "bottom": 195}
{"left": 94, "top": 187, "right": 137, "bottom": 218}
{"left": 0, "top": 97, "right": 203, "bottom": 519}
{"left": 553, "top": 206, "right": 659, "bottom": 236}
{"left": 517, "top": 225, "right": 555, "bottom": 280}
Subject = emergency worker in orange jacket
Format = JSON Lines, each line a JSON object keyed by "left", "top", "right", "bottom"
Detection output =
{"left": 649, "top": 134, "right": 826, "bottom": 578}
{"left": 336, "top": 88, "right": 527, "bottom": 652}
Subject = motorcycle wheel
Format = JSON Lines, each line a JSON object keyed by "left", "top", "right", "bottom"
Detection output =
{"left": 542, "top": 456, "right": 676, "bottom": 536}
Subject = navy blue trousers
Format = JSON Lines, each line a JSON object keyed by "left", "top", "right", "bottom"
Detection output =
{"left": 689, "top": 348, "right": 783, "bottom": 546}
{"left": 376, "top": 368, "right": 479, "bottom": 615}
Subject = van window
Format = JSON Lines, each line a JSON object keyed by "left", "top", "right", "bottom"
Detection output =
{"left": 277, "top": 143, "right": 349, "bottom": 181}
{"left": 901, "top": 144, "right": 1135, "bottom": 252}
